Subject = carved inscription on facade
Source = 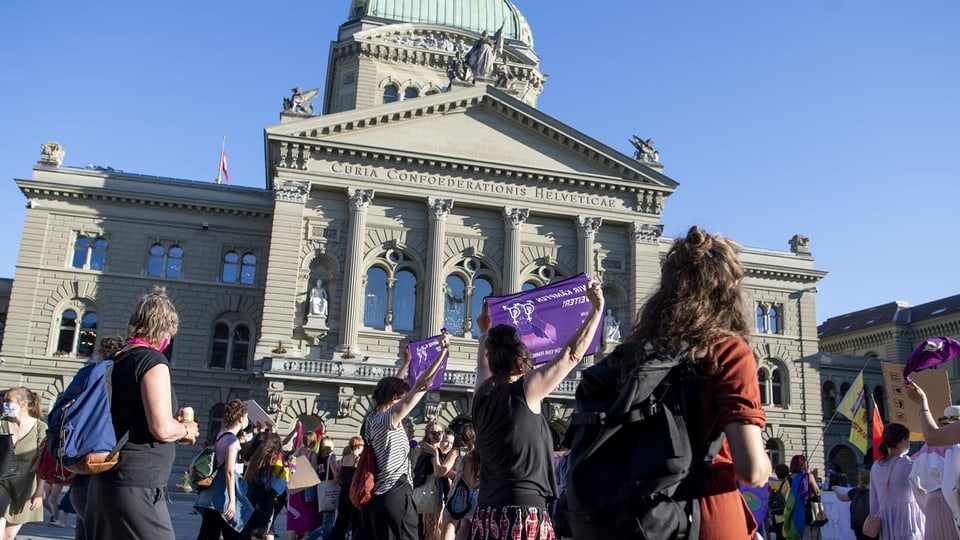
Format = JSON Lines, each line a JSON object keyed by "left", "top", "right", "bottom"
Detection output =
{"left": 328, "top": 162, "right": 620, "bottom": 209}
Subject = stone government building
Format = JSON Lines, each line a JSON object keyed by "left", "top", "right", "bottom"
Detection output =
{"left": 0, "top": 0, "right": 828, "bottom": 471}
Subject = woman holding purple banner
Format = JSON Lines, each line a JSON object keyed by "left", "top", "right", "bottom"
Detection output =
{"left": 470, "top": 279, "right": 605, "bottom": 539}
{"left": 358, "top": 331, "right": 450, "bottom": 540}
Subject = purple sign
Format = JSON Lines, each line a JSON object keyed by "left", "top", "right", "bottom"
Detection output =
{"left": 486, "top": 273, "right": 600, "bottom": 365}
{"left": 407, "top": 334, "right": 449, "bottom": 392}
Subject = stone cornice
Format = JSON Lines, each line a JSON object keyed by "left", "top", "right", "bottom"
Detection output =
{"left": 267, "top": 86, "right": 676, "bottom": 190}
{"left": 18, "top": 172, "right": 273, "bottom": 219}
{"left": 742, "top": 264, "right": 827, "bottom": 283}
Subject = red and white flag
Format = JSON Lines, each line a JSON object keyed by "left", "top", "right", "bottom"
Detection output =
{"left": 218, "top": 136, "right": 229, "bottom": 184}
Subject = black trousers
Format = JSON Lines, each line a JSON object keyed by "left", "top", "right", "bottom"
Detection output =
{"left": 359, "top": 477, "right": 417, "bottom": 540}
{"left": 197, "top": 507, "right": 239, "bottom": 540}
{"left": 85, "top": 481, "right": 175, "bottom": 540}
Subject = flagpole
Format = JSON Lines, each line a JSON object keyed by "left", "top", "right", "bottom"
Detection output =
{"left": 809, "top": 354, "right": 879, "bottom": 462}
{"left": 215, "top": 135, "right": 226, "bottom": 184}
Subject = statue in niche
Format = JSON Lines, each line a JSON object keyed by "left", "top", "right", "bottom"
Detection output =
{"left": 447, "top": 39, "right": 469, "bottom": 82}
{"left": 605, "top": 309, "right": 621, "bottom": 342}
{"left": 283, "top": 86, "right": 319, "bottom": 115}
{"left": 309, "top": 279, "right": 329, "bottom": 319}
{"left": 630, "top": 135, "right": 660, "bottom": 164}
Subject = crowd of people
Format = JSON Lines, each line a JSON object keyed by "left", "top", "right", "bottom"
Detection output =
{"left": 5, "top": 226, "right": 960, "bottom": 540}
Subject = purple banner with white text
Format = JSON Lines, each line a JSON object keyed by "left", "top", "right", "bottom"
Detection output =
{"left": 485, "top": 273, "right": 600, "bottom": 365}
{"left": 407, "top": 334, "right": 449, "bottom": 392}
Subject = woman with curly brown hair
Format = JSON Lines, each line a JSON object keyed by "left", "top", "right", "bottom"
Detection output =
{"left": 470, "top": 278, "right": 604, "bottom": 540}
{"left": 610, "top": 226, "right": 770, "bottom": 539}
{"left": 195, "top": 398, "right": 249, "bottom": 539}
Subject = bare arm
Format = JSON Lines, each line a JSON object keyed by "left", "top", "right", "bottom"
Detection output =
{"left": 436, "top": 447, "right": 460, "bottom": 479}
{"left": 390, "top": 333, "right": 450, "bottom": 427}
{"left": 724, "top": 422, "right": 771, "bottom": 487}
{"left": 523, "top": 281, "right": 604, "bottom": 408}
{"left": 223, "top": 442, "right": 239, "bottom": 519}
{"left": 142, "top": 363, "right": 198, "bottom": 443}
{"left": 807, "top": 472, "right": 821, "bottom": 496}
{"left": 907, "top": 382, "right": 960, "bottom": 446}
{"left": 396, "top": 344, "right": 412, "bottom": 381}
{"left": 474, "top": 302, "right": 492, "bottom": 390}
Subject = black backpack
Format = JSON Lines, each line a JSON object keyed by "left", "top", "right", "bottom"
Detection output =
{"left": 848, "top": 487, "right": 870, "bottom": 530}
{"left": 768, "top": 481, "right": 788, "bottom": 516}
{"left": 562, "top": 340, "right": 724, "bottom": 540}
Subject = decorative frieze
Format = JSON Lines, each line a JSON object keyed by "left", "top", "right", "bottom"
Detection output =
{"left": 631, "top": 222, "right": 664, "bottom": 244}
{"left": 274, "top": 179, "right": 310, "bottom": 204}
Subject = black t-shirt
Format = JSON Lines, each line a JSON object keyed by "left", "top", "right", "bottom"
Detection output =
{"left": 472, "top": 378, "right": 556, "bottom": 507}
{"left": 101, "top": 346, "right": 177, "bottom": 487}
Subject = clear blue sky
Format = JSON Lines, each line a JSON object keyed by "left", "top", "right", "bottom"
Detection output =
{"left": 1, "top": 1, "right": 957, "bottom": 325}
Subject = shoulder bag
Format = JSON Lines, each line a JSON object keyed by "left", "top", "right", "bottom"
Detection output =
{"left": 0, "top": 421, "right": 20, "bottom": 480}
{"left": 317, "top": 453, "right": 340, "bottom": 512}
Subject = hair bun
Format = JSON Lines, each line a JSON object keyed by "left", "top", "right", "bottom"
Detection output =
{"left": 487, "top": 324, "right": 520, "bottom": 348}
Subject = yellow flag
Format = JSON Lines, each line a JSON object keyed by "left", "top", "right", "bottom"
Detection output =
{"left": 849, "top": 398, "right": 869, "bottom": 454}
{"left": 837, "top": 372, "right": 865, "bottom": 421}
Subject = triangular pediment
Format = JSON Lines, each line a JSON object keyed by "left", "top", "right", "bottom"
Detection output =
{"left": 266, "top": 86, "right": 677, "bottom": 190}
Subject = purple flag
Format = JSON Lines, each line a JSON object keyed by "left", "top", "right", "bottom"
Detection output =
{"left": 904, "top": 337, "right": 960, "bottom": 383}
{"left": 407, "top": 334, "right": 449, "bottom": 392}
{"left": 485, "top": 273, "right": 600, "bottom": 365}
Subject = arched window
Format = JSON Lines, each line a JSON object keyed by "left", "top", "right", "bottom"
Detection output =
{"left": 56, "top": 309, "right": 77, "bottom": 354}
{"left": 362, "top": 248, "right": 420, "bottom": 333}
{"left": 758, "top": 368, "right": 770, "bottom": 405}
{"left": 425, "top": 88, "right": 440, "bottom": 96}
{"left": 522, "top": 282, "right": 538, "bottom": 291}
{"left": 840, "top": 382, "right": 851, "bottom": 400}
{"left": 766, "top": 438, "right": 783, "bottom": 466}
{"left": 383, "top": 85, "right": 399, "bottom": 104}
{"left": 166, "top": 245, "right": 183, "bottom": 278}
{"left": 209, "top": 317, "right": 253, "bottom": 370}
{"left": 393, "top": 270, "right": 416, "bottom": 332}
{"left": 771, "top": 368, "right": 784, "bottom": 406}
{"left": 756, "top": 304, "right": 767, "bottom": 333}
{"left": 240, "top": 253, "right": 257, "bottom": 284}
{"left": 823, "top": 381, "right": 837, "bottom": 418}
{"left": 222, "top": 251, "right": 239, "bottom": 282}
{"left": 55, "top": 306, "right": 98, "bottom": 357}
{"left": 444, "top": 258, "right": 496, "bottom": 338}
{"left": 207, "top": 403, "right": 225, "bottom": 441}
{"left": 769, "top": 306, "right": 779, "bottom": 334}
{"left": 403, "top": 87, "right": 419, "bottom": 100}
{"left": 363, "top": 267, "right": 389, "bottom": 330}
{"left": 147, "top": 243, "right": 166, "bottom": 276}
{"left": 72, "top": 237, "right": 90, "bottom": 269}
{"left": 444, "top": 275, "right": 466, "bottom": 334}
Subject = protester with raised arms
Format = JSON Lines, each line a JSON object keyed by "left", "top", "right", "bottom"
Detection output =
{"left": 470, "top": 279, "right": 604, "bottom": 539}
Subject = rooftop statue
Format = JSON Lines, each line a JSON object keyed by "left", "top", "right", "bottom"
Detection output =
{"left": 283, "top": 86, "right": 320, "bottom": 115}
{"left": 630, "top": 135, "right": 660, "bottom": 164}
{"left": 464, "top": 24, "right": 504, "bottom": 79}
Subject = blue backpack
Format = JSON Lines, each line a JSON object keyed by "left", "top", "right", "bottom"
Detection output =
{"left": 46, "top": 358, "right": 128, "bottom": 474}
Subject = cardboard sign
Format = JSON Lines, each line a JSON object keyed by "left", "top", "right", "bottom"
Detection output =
{"left": 243, "top": 399, "right": 276, "bottom": 428}
{"left": 485, "top": 273, "right": 600, "bottom": 365}
{"left": 407, "top": 334, "right": 449, "bottom": 392}
{"left": 880, "top": 361, "right": 951, "bottom": 440}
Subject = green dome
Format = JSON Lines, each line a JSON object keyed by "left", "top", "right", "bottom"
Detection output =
{"left": 349, "top": 0, "right": 534, "bottom": 48}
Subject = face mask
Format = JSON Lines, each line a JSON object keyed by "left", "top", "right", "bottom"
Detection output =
{"left": 3, "top": 403, "right": 20, "bottom": 419}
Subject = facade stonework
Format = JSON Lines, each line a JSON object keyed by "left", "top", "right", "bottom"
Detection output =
{"left": 1, "top": 2, "right": 828, "bottom": 471}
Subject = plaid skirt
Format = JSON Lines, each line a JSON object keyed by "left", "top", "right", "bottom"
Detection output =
{"left": 469, "top": 506, "right": 556, "bottom": 540}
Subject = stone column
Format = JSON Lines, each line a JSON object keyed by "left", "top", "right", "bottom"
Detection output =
{"left": 338, "top": 188, "right": 375, "bottom": 354}
{"left": 630, "top": 222, "right": 664, "bottom": 316}
{"left": 502, "top": 208, "right": 529, "bottom": 294}
{"left": 255, "top": 179, "right": 310, "bottom": 359}
{"left": 425, "top": 198, "right": 454, "bottom": 333}
{"left": 576, "top": 216, "right": 602, "bottom": 276}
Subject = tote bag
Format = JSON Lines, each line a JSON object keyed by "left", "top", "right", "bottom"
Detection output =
{"left": 317, "top": 453, "right": 339, "bottom": 512}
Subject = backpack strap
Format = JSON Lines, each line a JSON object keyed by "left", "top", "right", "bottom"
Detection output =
{"left": 212, "top": 431, "right": 236, "bottom": 469}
